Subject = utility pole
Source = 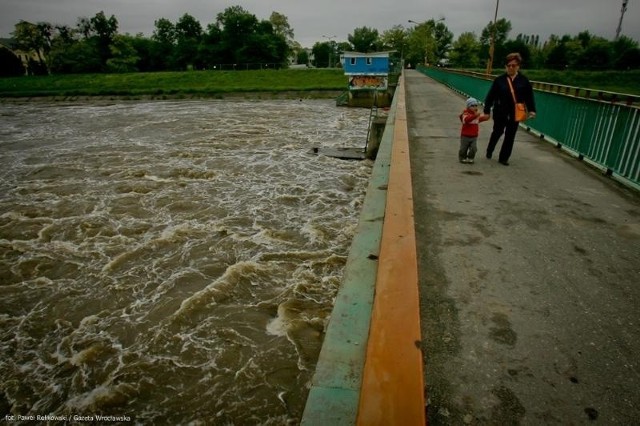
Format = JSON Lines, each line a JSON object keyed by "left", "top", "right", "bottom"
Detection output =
{"left": 486, "top": 0, "right": 500, "bottom": 75}
{"left": 322, "top": 35, "right": 337, "bottom": 68}
{"left": 616, "top": 0, "right": 629, "bottom": 40}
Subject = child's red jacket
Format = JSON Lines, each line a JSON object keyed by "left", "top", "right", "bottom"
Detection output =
{"left": 459, "top": 108, "right": 480, "bottom": 138}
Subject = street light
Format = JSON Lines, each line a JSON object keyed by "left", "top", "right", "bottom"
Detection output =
{"left": 407, "top": 20, "right": 427, "bottom": 66}
{"left": 408, "top": 18, "right": 444, "bottom": 66}
{"left": 322, "top": 34, "right": 337, "bottom": 68}
{"left": 486, "top": 0, "right": 500, "bottom": 75}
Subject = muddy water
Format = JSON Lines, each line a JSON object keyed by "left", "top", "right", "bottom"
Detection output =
{"left": 0, "top": 100, "right": 371, "bottom": 424}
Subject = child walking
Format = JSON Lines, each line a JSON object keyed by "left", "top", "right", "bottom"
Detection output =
{"left": 458, "top": 97, "right": 488, "bottom": 163}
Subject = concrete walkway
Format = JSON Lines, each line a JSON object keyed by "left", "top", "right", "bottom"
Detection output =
{"left": 405, "top": 69, "right": 640, "bottom": 424}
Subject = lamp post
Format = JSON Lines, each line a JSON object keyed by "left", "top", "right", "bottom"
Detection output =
{"left": 322, "top": 34, "right": 337, "bottom": 68}
{"left": 408, "top": 18, "right": 444, "bottom": 66}
{"left": 486, "top": 0, "right": 500, "bottom": 75}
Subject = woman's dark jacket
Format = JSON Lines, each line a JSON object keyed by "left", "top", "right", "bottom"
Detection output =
{"left": 483, "top": 73, "right": 536, "bottom": 120}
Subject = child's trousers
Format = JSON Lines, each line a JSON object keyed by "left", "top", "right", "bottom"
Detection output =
{"left": 459, "top": 136, "right": 478, "bottom": 162}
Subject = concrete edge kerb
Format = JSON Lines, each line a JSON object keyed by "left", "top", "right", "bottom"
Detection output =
{"left": 356, "top": 73, "right": 425, "bottom": 425}
{"left": 300, "top": 76, "right": 402, "bottom": 425}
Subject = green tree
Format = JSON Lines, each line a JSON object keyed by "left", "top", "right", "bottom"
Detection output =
{"left": 296, "top": 47, "right": 309, "bottom": 66}
{"left": 576, "top": 31, "right": 593, "bottom": 48}
{"left": 153, "top": 18, "right": 176, "bottom": 45}
{"left": 433, "top": 20, "right": 453, "bottom": 64}
{"left": 216, "top": 6, "right": 259, "bottom": 65}
{"left": 106, "top": 35, "right": 140, "bottom": 72}
{"left": 47, "top": 25, "right": 76, "bottom": 73}
{"left": 449, "top": 32, "right": 481, "bottom": 68}
{"left": 337, "top": 41, "right": 352, "bottom": 53}
{"left": 574, "top": 38, "right": 612, "bottom": 70}
{"left": 611, "top": 35, "right": 640, "bottom": 69}
{"left": 405, "top": 20, "right": 449, "bottom": 66}
{"left": 12, "top": 20, "right": 50, "bottom": 74}
{"left": 127, "top": 35, "right": 161, "bottom": 71}
{"left": 212, "top": 6, "right": 289, "bottom": 68}
{"left": 564, "top": 38, "right": 587, "bottom": 67}
{"left": 269, "top": 11, "right": 294, "bottom": 62}
{"left": 545, "top": 42, "right": 569, "bottom": 69}
{"left": 55, "top": 11, "right": 120, "bottom": 72}
{"left": 405, "top": 24, "right": 428, "bottom": 66}
{"left": 175, "top": 13, "right": 202, "bottom": 40}
{"left": 198, "top": 23, "right": 224, "bottom": 69}
{"left": 269, "top": 12, "right": 294, "bottom": 42}
{"left": 480, "top": 18, "right": 512, "bottom": 66}
{"left": 174, "top": 13, "right": 203, "bottom": 69}
{"left": 55, "top": 24, "right": 75, "bottom": 44}
{"left": 151, "top": 18, "right": 176, "bottom": 70}
{"left": 380, "top": 25, "right": 408, "bottom": 56}
{"left": 90, "top": 11, "right": 119, "bottom": 69}
{"left": 349, "top": 27, "right": 380, "bottom": 53}
{"left": 614, "top": 48, "right": 640, "bottom": 69}
{"left": 76, "top": 17, "right": 92, "bottom": 38}
{"left": 311, "top": 42, "right": 332, "bottom": 67}
{"left": 49, "top": 38, "right": 102, "bottom": 73}
{"left": 246, "top": 20, "right": 288, "bottom": 67}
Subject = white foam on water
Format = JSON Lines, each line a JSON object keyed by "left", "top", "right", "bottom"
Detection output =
{"left": 0, "top": 99, "right": 371, "bottom": 423}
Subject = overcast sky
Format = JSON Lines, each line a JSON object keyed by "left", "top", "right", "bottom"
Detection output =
{"left": 1, "top": 0, "right": 638, "bottom": 48}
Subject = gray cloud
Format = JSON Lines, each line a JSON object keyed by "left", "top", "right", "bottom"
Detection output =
{"left": 1, "top": 0, "right": 638, "bottom": 47}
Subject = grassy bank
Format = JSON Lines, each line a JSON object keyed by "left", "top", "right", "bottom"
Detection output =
{"left": 0, "top": 69, "right": 348, "bottom": 99}
{"left": 1, "top": 68, "right": 638, "bottom": 99}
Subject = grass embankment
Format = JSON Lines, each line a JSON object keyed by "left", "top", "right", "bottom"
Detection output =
{"left": 1, "top": 68, "right": 638, "bottom": 99}
{"left": 0, "top": 69, "right": 348, "bottom": 99}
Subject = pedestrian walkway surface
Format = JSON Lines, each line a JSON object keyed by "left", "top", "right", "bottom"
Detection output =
{"left": 404, "top": 69, "right": 640, "bottom": 424}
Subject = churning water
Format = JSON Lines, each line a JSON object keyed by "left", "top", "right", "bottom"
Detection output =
{"left": 0, "top": 99, "right": 371, "bottom": 424}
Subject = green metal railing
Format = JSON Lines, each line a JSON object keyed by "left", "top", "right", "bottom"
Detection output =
{"left": 420, "top": 67, "right": 640, "bottom": 190}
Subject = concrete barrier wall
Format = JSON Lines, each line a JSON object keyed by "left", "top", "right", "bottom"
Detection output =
{"left": 302, "top": 73, "right": 425, "bottom": 425}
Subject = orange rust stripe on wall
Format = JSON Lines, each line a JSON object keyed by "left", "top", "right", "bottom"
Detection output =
{"left": 356, "top": 74, "right": 425, "bottom": 425}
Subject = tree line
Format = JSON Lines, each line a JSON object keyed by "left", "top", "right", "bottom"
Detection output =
{"left": 1, "top": 6, "right": 293, "bottom": 76}
{"left": 444, "top": 18, "right": 640, "bottom": 71}
{"left": 375, "top": 18, "right": 639, "bottom": 71}
{"left": 1, "top": 6, "right": 639, "bottom": 77}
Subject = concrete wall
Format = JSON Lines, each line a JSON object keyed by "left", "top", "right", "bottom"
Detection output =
{"left": 302, "top": 72, "right": 425, "bottom": 425}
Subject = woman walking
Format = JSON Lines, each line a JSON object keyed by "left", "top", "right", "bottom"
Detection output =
{"left": 483, "top": 52, "right": 537, "bottom": 165}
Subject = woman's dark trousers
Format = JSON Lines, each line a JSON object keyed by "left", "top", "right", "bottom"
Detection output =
{"left": 486, "top": 116, "right": 520, "bottom": 163}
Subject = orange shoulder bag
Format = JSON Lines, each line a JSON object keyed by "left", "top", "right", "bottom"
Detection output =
{"left": 507, "top": 77, "right": 527, "bottom": 122}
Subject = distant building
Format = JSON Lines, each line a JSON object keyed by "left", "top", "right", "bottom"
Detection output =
{"left": 339, "top": 51, "right": 396, "bottom": 107}
{"left": 341, "top": 51, "right": 391, "bottom": 91}
{"left": 0, "top": 38, "right": 45, "bottom": 75}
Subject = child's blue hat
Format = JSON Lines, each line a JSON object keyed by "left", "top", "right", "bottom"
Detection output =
{"left": 466, "top": 97, "right": 479, "bottom": 107}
